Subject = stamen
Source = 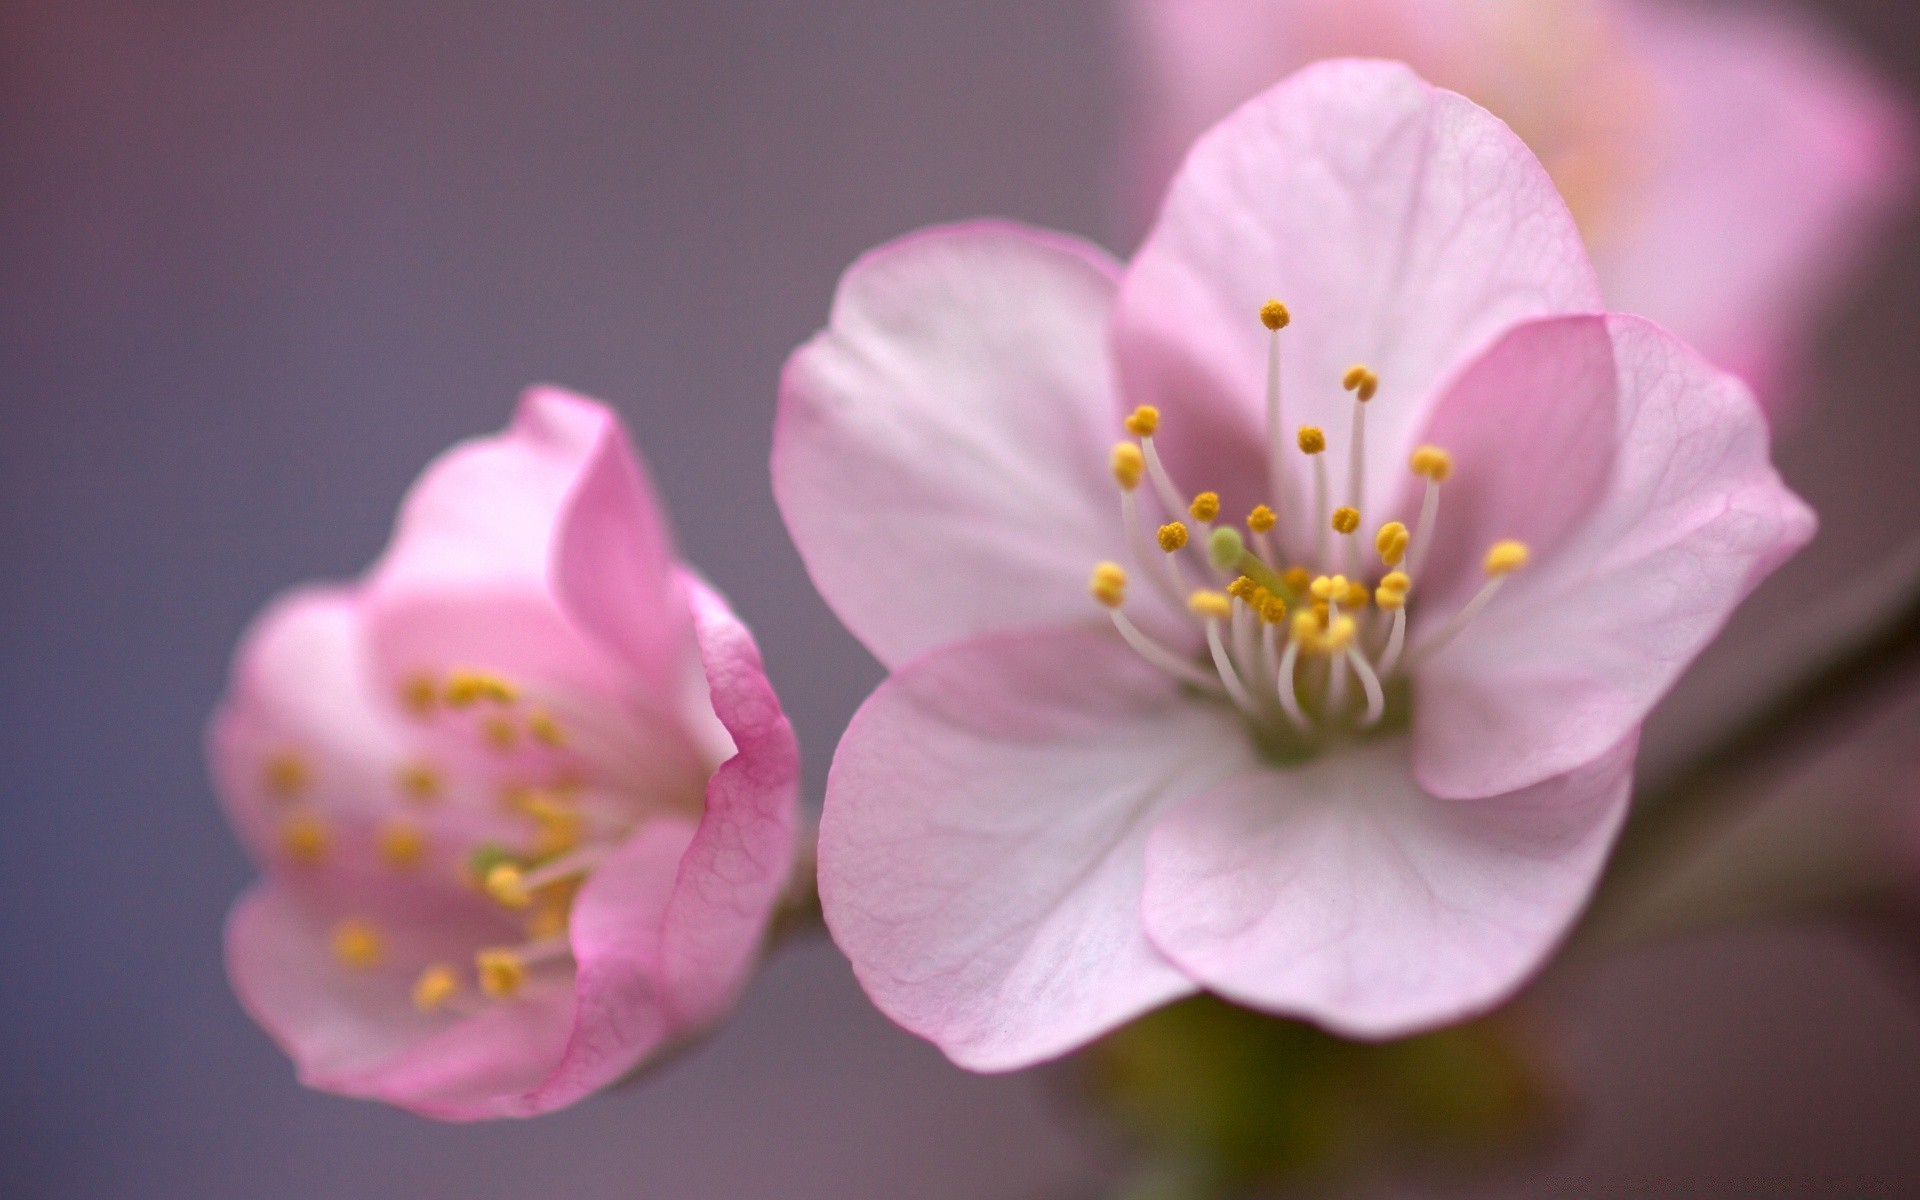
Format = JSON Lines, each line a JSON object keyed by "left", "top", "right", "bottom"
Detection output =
{"left": 481, "top": 714, "right": 519, "bottom": 753}
{"left": 1109, "top": 606, "right": 1221, "bottom": 690}
{"left": 1300, "top": 426, "right": 1330, "bottom": 565}
{"left": 1342, "top": 366, "right": 1377, "bottom": 559}
{"left": 1376, "top": 521, "right": 1409, "bottom": 568}
{"left": 1348, "top": 643, "right": 1387, "bottom": 727}
{"left": 1089, "top": 562, "right": 1127, "bottom": 609}
{"left": 1111, "top": 442, "right": 1144, "bottom": 491}
{"left": 1157, "top": 522, "right": 1189, "bottom": 552}
{"left": 1193, "top": 591, "right": 1260, "bottom": 717}
{"left": 378, "top": 821, "right": 427, "bottom": 871}
{"left": 399, "top": 673, "right": 438, "bottom": 717}
{"left": 477, "top": 936, "right": 573, "bottom": 998}
{"left": 1261, "top": 300, "right": 1295, "bottom": 546}
{"left": 527, "top": 708, "right": 566, "bottom": 749}
{"left": 412, "top": 963, "right": 461, "bottom": 1013}
{"left": 330, "top": 918, "right": 384, "bottom": 971}
{"left": 262, "top": 751, "right": 310, "bottom": 800}
{"left": 1247, "top": 503, "right": 1278, "bottom": 564}
{"left": 1124, "top": 405, "right": 1160, "bottom": 437}
{"left": 396, "top": 760, "right": 442, "bottom": 805}
{"left": 1413, "top": 540, "right": 1530, "bottom": 664}
{"left": 1120, "top": 488, "right": 1184, "bottom": 608}
{"left": 444, "top": 671, "right": 519, "bottom": 708}
{"left": 1275, "top": 613, "right": 1315, "bottom": 731}
{"left": 1140, "top": 435, "right": 1187, "bottom": 521}
{"left": 1189, "top": 492, "right": 1220, "bottom": 524}
{"left": 280, "top": 813, "right": 329, "bottom": 865}
{"left": 1408, "top": 445, "right": 1452, "bottom": 578}
{"left": 485, "top": 863, "right": 534, "bottom": 909}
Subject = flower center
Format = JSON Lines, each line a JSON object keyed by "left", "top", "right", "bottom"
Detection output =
{"left": 265, "top": 668, "right": 644, "bottom": 1016}
{"left": 1091, "top": 300, "right": 1528, "bottom": 763}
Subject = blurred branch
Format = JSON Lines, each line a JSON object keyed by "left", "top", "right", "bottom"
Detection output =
{"left": 1582, "top": 539, "right": 1920, "bottom": 941}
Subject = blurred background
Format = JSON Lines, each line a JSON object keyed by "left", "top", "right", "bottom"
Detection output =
{"left": 7, "top": 1, "right": 1920, "bottom": 1195}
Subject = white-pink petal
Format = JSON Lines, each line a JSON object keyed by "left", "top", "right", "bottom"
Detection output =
{"left": 818, "top": 628, "right": 1251, "bottom": 1071}
{"left": 1115, "top": 58, "right": 1602, "bottom": 520}
{"left": 1142, "top": 734, "right": 1635, "bottom": 1038}
{"left": 774, "top": 222, "right": 1144, "bottom": 670}
{"left": 1414, "top": 315, "right": 1815, "bottom": 800}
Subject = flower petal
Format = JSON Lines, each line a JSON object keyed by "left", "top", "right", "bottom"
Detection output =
{"left": 818, "top": 627, "right": 1252, "bottom": 1070}
{"left": 1603, "top": 0, "right": 1913, "bottom": 409}
{"left": 1391, "top": 315, "right": 1618, "bottom": 617}
{"left": 371, "top": 386, "right": 638, "bottom": 597}
{"left": 774, "top": 221, "right": 1139, "bottom": 669}
{"left": 208, "top": 586, "right": 411, "bottom": 863}
{"left": 1142, "top": 734, "right": 1634, "bottom": 1039}
{"left": 224, "top": 877, "right": 572, "bottom": 1120}
{"left": 1414, "top": 315, "right": 1815, "bottom": 799}
{"left": 657, "top": 574, "right": 802, "bottom": 1027}
{"left": 1114, "top": 58, "right": 1602, "bottom": 521}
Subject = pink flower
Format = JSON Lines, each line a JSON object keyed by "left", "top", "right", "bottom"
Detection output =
{"left": 1119, "top": 0, "right": 1913, "bottom": 413}
{"left": 211, "top": 387, "right": 799, "bottom": 1119}
{"left": 775, "top": 61, "right": 1813, "bottom": 1071}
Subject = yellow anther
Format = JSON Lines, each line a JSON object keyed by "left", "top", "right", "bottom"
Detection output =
{"left": 330, "top": 919, "right": 385, "bottom": 971}
{"left": 1331, "top": 506, "right": 1360, "bottom": 535}
{"left": 481, "top": 714, "right": 519, "bottom": 753}
{"left": 1226, "top": 575, "right": 1255, "bottom": 599}
{"left": 476, "top": 949, "right": 525, "bottom": 998}
{"left": 527, "top": 708, "right": 566, "bottom": 749}
{"left": 1089, "top": 562, "right": 1127, "bottom": 609}
{"left": 444, "top": 671, "right": 518, "bottom": 708}
{"left": 1157, "top": 522, "right": 1190, "bottom": 553}
{"left": 1484, "top": 540, "right": 1531, "bottom": 576}
{"left": 1375, "top": 521, "right": 1410, "bottom": 567}
{"left": 1246, "top": 505, "right": 1277, "bottom": 534}
{"left": 1187, "top": 590, "right": 1232, "bottom": 620}
{"left": 396, "top": 761, "right": 442, "bottom": 805}
{"left": 1111, "top": 442, "right": 1144, "bottom": 491}
{"left": 1324, "top": 615, "right": 1359, "bottom": 653}
{"left": 1259, "top": 595, "right": 1289, "bottom": 624}
{"left": 1312, "top": 600, "right": 1330, "bottom": 624}
{"left": 1379, "top": 571, "right": 1411, "bottom": 595}
{"left": 486, "top": 863, "right": 533, "bottom": 909}
{"left": 1259, "top": 299, "right": 1291, "bottom": 330}
{"left": 1297, "top": 426, "right": 1326, "bottom": 455}
{"left": 1283, "top": 566, "right": 1313, "bottom": 594}
{"left": 529, "top": 810, "right": 583, "bottom": 859}
{"left": 1411, "top": 445, "right": 1453, "bottom": 482}
{"left": 262, "top": 751, "right": 310, "bottom": 800}
{"left": 377, "top": 821, "right": 427, "bottom": 871}
{"left": 399, "top": 673, "right": 438, "bottom": 717}
{"left": 1291, "top": 611, "right": 1323, "bottom": 651}
{"left": 1247, "top": 585, "right": 1272, "bottom": 610}
{"left": 1376, "top": 585, "right": 1407, "bottom": 611}
{"left": 280, "top": 814, "right": 329, "bottom": 865}
{"left": 1343, "top": 580, "right": 1370, "bottom": 609}
{"left": 1124, "top": 405, "right": 1160, "bottom": 437}
{"left": 1342, "top": 364, "right": 1379, "bottom": 402}
{"left": 412, "top": 963, "right": 460, "bottom": 1014}
{"left": 1189, "top": 492, "right": 1220, "bottom": 522}
{"left": 1308, "top": 575, "right": 1344, "bottom": 601}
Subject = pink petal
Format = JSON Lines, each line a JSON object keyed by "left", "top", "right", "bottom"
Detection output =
{"left": 773, "top": 221, "right": 1145, "bottom": 669}
{"left": 552, "top": 405, "right": 697, "bottom": 699}
{"left": 1392, "top": 315, "right": 1618, "bottom": 617}
{"left": 817, "top": 627, "right": 1252, "bottom": 1071}
{"left": 1414, "top": 315, "right": 1815, "bottom": 799}
{"left": 656, "top": 573, "right": 802, "bottom": 1028}
{"left": 208, "top": 586, "right": 410, "bottom": 863}
{"left": 1114, "top": 58, "right": 1602, "bottom": 521}
{"left": 371, "top": 386, "right": 641, "bottom": 596}
{"left": 224, "top": 876, "right": 573, "bottom": 1119}
{"left": 1602, "top": 0, "right": 1914, "bottom": 410}
{"left": 1142, "top": 734, "right": 1635, "bottom": 1039}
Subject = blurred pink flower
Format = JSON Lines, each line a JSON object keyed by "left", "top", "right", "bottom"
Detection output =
{"left": 775, "top": 61, "right": 1812, "bottom": 1070}
{"left": 211, "top": 388, "right": 799, "bottom": 1119}
{"left": 1120, "top": 0, "right": 1913, "bottom": 414}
